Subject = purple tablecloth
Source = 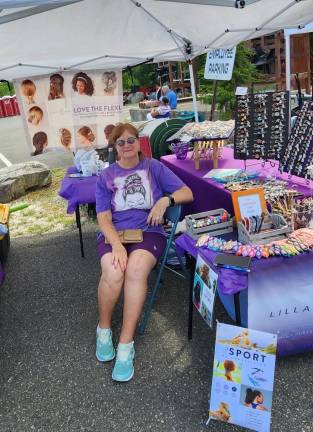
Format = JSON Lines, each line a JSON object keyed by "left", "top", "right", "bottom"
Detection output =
{"left": 176, "top": 233, "right": 313, "bottom": 356}
{"left": 59, "top": 167, "right": 98, "bottom": 214}
{"left": 161, "top": 148, "right": 312, "bottom": 217}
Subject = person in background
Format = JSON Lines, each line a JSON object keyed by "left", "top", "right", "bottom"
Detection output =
{"left": 161, "top": 85, "right": 177, "bottom": 109}
{"left": 104, "top": 124, "right": 115, "bottom": 148}
{"left": 146, "top": 96, "right": 171, "bottom": 120}
{"left": 95, "top": 123, "right": 193, "bottom": 382}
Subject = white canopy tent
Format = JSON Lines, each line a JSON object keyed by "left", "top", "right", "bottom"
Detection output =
{"left": 0, "top": 0, "right": 313, "bottom": 120}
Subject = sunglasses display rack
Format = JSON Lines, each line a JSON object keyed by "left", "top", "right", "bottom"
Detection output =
{"left": 234, "top": 91, "right": 289, "bottom": 162}
{"left": 281, "top": 102, "right": 313, "bottom": 179}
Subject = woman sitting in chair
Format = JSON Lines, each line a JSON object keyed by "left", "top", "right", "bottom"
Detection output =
{"left": 95, "top": 123, "right": 193, "bottom": 382}
{"left": 146, "top": 96, "right": 171, "bottom": 120}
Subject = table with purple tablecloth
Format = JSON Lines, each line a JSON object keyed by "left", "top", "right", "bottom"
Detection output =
{"left": 59, "top": 167, "right": 98, "bottom": 214}
{"left": 59, "top": 167, "right": 98, "bottom": 257}
{"left": 161, "top": 147, "right": 312, "bottom": 217}
{"left": 176, "top": 232, "right": 313, "bottom": 357}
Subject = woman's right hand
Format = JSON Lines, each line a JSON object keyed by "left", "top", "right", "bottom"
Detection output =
{"left": 111, "top": 242, "right": 128, "bottom": 272}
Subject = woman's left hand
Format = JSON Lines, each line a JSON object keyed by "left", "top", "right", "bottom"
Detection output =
{"left": 147, "top": 197, "right": 169, "bottom": 226}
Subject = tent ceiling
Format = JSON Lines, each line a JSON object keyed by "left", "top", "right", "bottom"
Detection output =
{"left": 0, "top": 0, "right": 312, "bottom": 80}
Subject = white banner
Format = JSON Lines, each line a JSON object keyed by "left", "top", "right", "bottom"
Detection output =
{"left": 209, "top": 323, "right": 277, "bottom": 432}
{"left": 204, "top": 47, "right": 237, "bottom": 81}
{"left": 193, "top": 253, "right": 218, "bottom": 328}
{"left": 15, "top": 70, "right": 123, "bottom": 156}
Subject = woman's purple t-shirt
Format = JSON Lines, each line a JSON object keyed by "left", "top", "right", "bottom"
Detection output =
{"left": 96, "top": 158, "right": 185, "bottom": 234}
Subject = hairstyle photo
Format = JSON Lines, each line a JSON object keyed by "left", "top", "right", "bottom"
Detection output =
{"left": 72, "top": 72, "right": 94, "bottom": 96}
{"left": 59, "top": 128, "right": 72, "bottom": 149}
{"left": 27, "top": 106, "right": 43, "bottom": 126}
{"left": 32, "top": 131, "right": 48, "bottom": 156}
{"left": 21, "top": 79, "right": 36, "bottom": 104}
{"left": 48, "top": 73, "right": 65, "bottom": 100}
{"left": 76, "top": 125, "right": 96, "bottom": 148}
{"left": 102, "top": 71, "right": 117, "bottom": 96}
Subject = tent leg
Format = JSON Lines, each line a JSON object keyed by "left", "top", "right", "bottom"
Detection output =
{"left": 188, "top": 61, "right": 199, "bottom": 123}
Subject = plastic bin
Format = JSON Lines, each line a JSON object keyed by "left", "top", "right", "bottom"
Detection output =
{"left": 0, "top": 98, "right": 4, "bottom": 118}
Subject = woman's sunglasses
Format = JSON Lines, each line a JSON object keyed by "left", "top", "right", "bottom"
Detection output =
{"left": 116, "top": 136, "right": 137, "bottom": 147}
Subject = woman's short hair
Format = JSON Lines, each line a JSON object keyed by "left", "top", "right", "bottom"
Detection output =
{"left": 72, "top": 72, "right": 94, "bottom": 96}
{"left": 110, "top": 123, "right": 144, "bottom": 160}
{"left": 60, "top": 128, "right": 72, "bottom": 149}
{"left": 32, "top": 131, "right": 48, "bottom": 155}
{"left": 48, "top": 73, "right": 64, "bottom": 100}
{"left": 27, "top": 106, "right": 43, "bottom": 125}
{"left": 161, "top": 85, "right": 169, "bottom": 95}
{"left": 77, "top": 126, "right": 95, "bottom": 143}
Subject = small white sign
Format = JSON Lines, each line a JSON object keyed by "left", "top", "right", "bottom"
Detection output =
{"left": 204, "top": 47, "right": 237, "bottom": 81}
{"left": 238, "top": 194, "right": 262, "bottom": 218}
{"left": 235, "top": 86, "right": 248, "bottom": 96}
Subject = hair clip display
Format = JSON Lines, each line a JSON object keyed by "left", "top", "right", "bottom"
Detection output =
{"left": 281, "top": 102, "right": 313, "bottom": 179}
{"left": 195, "top": 227, "right": 313, "bottom": 260}
{"left": 234, "top": 91, "right": 289, "bottom": 162}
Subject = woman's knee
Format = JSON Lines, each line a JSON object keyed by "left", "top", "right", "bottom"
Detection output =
{"left": 100, "top": 255, "right": 124, "bottom": 287}
{"left": 125, "top": 252, "right": 155, "bottom": 282}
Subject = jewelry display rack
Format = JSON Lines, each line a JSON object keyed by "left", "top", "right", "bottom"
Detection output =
{"left": 234, "top": 91, "right": 289, "bottom": 162}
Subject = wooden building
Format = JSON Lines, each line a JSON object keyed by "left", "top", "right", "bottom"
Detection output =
{"left": 246, "top": 31, "right": 311, "bottom": 93}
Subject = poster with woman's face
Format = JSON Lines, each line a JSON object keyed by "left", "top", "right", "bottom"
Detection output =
{"left": 14, "top": 69, "right": 123, "bottom": 155}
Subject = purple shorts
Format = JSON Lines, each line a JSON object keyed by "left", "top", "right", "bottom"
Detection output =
{"left": 97, "top": 231, "right": 167, "bottom": 261}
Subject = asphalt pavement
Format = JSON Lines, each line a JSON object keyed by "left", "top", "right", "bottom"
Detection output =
{"left": 0, "top": 227, "right": 312, "bottom": 432}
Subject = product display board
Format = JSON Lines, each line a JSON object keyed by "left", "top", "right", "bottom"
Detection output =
{"left": 234, "top": 91, "right": 289, "bottom": 161}
{"left": 209, "top": 323, "right": 277, "bottom": 432}
{"left": 281, "top": 102, "right": 313, "bottom": 178}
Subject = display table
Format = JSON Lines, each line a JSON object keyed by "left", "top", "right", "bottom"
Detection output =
{"left": 176, "top": 232, "right": 313, "bottom": 357}
{"left": 161, "top": 147, "right": 312, "bottom": 217}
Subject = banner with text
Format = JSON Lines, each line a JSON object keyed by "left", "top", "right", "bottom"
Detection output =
{"left": 248, "top": 253, "right": 313, "bottom": 356}
{"left": 193, "top": 253, "right": 218, "bottom": 328}
{"left": 14, "top": 70, "right": 122, "bottom": 155}
{"left": 204, "top": 47, "right": 237, "bottom": 81}
{"left": 209, "top": 323, "right": 277, "bottom": 432}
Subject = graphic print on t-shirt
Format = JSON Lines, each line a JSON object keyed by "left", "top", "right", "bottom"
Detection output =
{"left": 113, "top": 169, "right": 153, "bottom": 211}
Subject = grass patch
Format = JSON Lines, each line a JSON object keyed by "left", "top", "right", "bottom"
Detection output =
{"left": 8, "top": 168, "right": 94, "bottom": 238}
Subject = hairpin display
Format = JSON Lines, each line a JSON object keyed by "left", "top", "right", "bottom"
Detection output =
{"left": 234, "top": 91, "right": 289, "bottom": 162}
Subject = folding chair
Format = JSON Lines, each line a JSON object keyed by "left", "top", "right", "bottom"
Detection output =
{"left": 138, "top": 204, "right": 187, "bottom": 334}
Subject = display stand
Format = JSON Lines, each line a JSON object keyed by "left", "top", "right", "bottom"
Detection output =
{"left": 234, "top": 91, "right": 289, "bottom": 162}
{"left": 193, "top": 139, "right": 224, "bottom": 170}
{"left": 281, "top": 101, "right": 313, "bottom": 178}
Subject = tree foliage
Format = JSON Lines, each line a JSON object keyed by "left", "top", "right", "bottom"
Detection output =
{"left": 122, "top": 63, "right": 159, "bottom": 90}
{"left": 196, "top": 43, "right": 261, "bottom": 112}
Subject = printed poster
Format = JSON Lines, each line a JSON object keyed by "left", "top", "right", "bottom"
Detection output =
{"left": 14, "top": 70, "right": 123, "bottom": 156}
{"left": 193, "top": 254, "right": 218, "bottom": 328}
{"left": 209, "top": 323, "right": 277, "bottom": 432}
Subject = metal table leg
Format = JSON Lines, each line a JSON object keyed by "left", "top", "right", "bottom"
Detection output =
{"left": 234, "top": 292, "right": 241, "bottom": 326}
{"left": 75, "top": 205, "right": 85, "bottom": 258}
{"left": 188, "top": 254, "right": 196, "bottom": 340}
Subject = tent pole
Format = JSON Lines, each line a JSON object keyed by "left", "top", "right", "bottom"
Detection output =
{"left": 188, "top": 61, "right": 199, "bottom": 123}
{"left": 285, "top": 32, "right": 291, "bottom": 132}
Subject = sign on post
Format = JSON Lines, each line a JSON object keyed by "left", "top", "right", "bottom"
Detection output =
{"left": 209, "top": 323, "right": 277, "bottom": 432}
{"left": 204, "top": 47, "right": 237, "bottom": 81}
